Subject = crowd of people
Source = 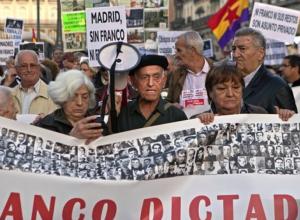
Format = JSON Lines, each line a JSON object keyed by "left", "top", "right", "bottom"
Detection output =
{"left": 0, "top": 27, "right": 299, "bottom": 177}
{"left": 0, "top": 27, "right": 299, "bottom": 137}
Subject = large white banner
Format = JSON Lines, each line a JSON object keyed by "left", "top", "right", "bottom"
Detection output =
{"left": 250, "top": 3, "right": 300, "bottom": 43}
{"left": 0, "top": 171, "right": 299, "bottom": 219}
{"left": 1, "top": 114, "right": 300, "bottom": 218}
{"left": 86, "top": 6, "right": 127, "bottom": 67}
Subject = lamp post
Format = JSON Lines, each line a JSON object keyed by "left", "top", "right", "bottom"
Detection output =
{"left": 37, "top": 0, "right": 40, "bottom": 41}
{"left": 55, "top": 0, "right": 63, "bottom": 48}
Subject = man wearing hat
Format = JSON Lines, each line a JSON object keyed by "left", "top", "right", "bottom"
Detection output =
{"left": 116, "top": 54, "right": 187, "bottom": 132}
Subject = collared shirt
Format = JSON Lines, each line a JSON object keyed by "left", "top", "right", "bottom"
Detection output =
{"left": 20, "top": 79, "right": 41, "bottom": 114}
{"left": 179, "top": 59, "right": 210, "bottom": 108}
{"left": 117, "top": 97, "right": 187, "bottom": 133}
{"left": 244, "top": 65, "right": 261, "bottom": 88}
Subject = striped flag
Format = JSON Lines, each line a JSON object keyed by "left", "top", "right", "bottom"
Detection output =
{"left": 207, "top": 0, "right": 250, "bottom": 49}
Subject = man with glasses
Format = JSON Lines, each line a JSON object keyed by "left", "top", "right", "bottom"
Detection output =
{"left": 280, "top": 55, "right": 300, "bottom": 87}
{"left": 12, "top": 50, "right": 57, "bottom": 115}
{"left": 232, "top": 27, "right": 297, "bottom": 114}
{"left": 116, "top": 54, "right": 187, "bottom": 132}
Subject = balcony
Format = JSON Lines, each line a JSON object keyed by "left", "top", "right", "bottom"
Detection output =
{"left": 192, "top": 15, "right": 210, "bottom": 31}
{"left": 170, "top": 17, "right": 185, "bottom": 30}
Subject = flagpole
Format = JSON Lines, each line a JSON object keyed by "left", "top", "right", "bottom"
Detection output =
{"left": 55, "top": 0, "right": 63, "bottom": 48}
{"left": 37, "top": 0, "right": 40, "bottom": 41}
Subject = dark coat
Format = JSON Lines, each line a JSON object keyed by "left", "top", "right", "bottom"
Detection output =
{"left": 243, "top": 65, "right": 297, "bottom": 113}
{"left": 35, "top": 108, "right": 73, "bottom": 135}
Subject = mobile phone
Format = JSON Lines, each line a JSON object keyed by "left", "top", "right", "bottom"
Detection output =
{"left": 95, "top": 116, "right": 109, "bottom": 135}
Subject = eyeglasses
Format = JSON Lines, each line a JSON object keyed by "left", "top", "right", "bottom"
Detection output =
{"left": 17, "top": 64, "right": 40, "bottom": 71}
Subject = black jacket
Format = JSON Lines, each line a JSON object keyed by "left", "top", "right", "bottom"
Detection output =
{"left": 244, "top": 65, "right": 297, "bottom": 113}
{"left": 35, "top": 108, "right": 73, "bottom": 135}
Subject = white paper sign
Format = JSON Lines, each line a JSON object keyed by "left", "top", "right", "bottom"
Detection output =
{"left": 86, "top": 6, "right": 127, "bottom": 67}
{"left": 0, "top": 40, "right": 14, "bottom": 65}
{"left": 264, "top": 39, "right": 287, "bottom": 66}
{"left": 4, "top": 18, "right": 24, "bottom": 48}
{"left": 157, "top": 31, "right": 184, "bottom": 55}
{"left": 250, "top": 3, "right": 300, "bottom": 43}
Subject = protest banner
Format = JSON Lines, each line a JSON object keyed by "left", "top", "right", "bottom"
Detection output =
{"left": 1, "top": 114, "right": 300, "bottom": 218}
{"left": 86, "top": 6, "right": 127, "bottom": 67}
{"left": 250, "top": 2, "right": 300, "bottom": 43}
{"left": 0, "top": 40, "right": 14, "bottom": 65}
{"left": 4, "top": 18, "right": 23, "bottom": 48}
{"left": 264, "top": 39, "right": 287, "bottom": 66}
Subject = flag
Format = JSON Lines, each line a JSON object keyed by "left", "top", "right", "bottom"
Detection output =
{"left": 32, "top": 28, "right": 36, "bottom": 43}
{"left": 207, "top": 0, "right": 250, "bottom": 49}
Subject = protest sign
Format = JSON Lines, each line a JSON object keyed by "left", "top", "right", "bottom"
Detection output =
{"left": 62, "top": 11, "right": 86, "bottom": 33}
{"left": 61, "top": 11, "right": 86, "bottom": 52}
{"left": 264, "top": 39, "right": 287, "bottom": 66}
{"left": 61, "top": 0, "right": 85, "bottom": 12}
{"left": 203, "top": 39, "right": 213, "bottom": 58}
{"left": 4, "top": 18, "right": 23, "bottom": 48}
{"left": 157, "top": 31, "right": 184, "bottom": 55}
{"left": 1, "top": 114, "right": 300, "bottom": 218}
{"left": 86, "top": 6, "right": 127, "bottom": 67}
{"left": 0, "top": 40, "right": 14, "bottom": 65}
{"left": 19, "top": 42, "right": 45, "bottom": 60}
{"left": 250, "top": 2, "right": 300, "bottom": 43}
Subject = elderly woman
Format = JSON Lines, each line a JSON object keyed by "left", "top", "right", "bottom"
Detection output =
{"left": 198, "top": 63, "right": 294, "bottom": 124}
{"left": 35, "top": 70, "right": 103, "bottom": 143}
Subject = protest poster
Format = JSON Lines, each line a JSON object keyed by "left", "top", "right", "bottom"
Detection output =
{"left": 157, "top": 31, "right": 184, "bottom": 55}
{"left": 19, "top": 42, "right": 45, "bottom": 60}
{"left": 86, "top": 6, "right": 127, "bottom": 67}
{"left": 203, "top": 39, "right": 213, "bottom": 58}
{"left": 126, "top": 8, "right": 144, "bottom": 44}
{"left": 250, "top": 2, "right": 300, "bottom": 43}
{"left": 85, "top": 0, "right": 110, "bottom": 8}
{"left": 61, "top": 0, "right": 85, "bottom": 12}
{"left": 4, "top": 18, "right": 23, "bottom": 48}
{"left": 1, "top": 114, "right": 300, "bottom": 218}
{"left": 62, "top": 11, "right": 86, "bottom": 52}
{"left": 0, "top": 40, "right": 14, "bottom": 65}
{"left": 264, "top": 39, "right": 288, "bottom": 66}
{"left": 62, "top": 11, "right": 86, "bottom": 33}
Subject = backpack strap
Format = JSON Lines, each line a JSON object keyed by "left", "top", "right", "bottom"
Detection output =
{"left": 143, "top": 103, "right": 172, "bottom": 128}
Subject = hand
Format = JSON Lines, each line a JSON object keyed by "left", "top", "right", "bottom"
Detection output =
{"left": 3, "top": 68, "right": 17, "bottom": 86}
{"left": 69, "top": 115, "right": 103, "bottom": 144}
{"left": 275, "top": 106, "right": 295, "bottom": 121}
{"left": 31, "top": 113, "right": 45, "bottom": 125}
{"left": 198, "top": 112, "right": 215, "bottom": 125}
